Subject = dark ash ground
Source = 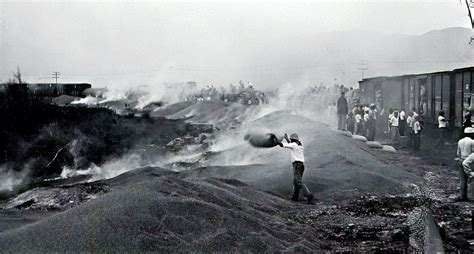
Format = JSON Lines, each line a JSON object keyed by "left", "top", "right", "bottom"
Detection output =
{"left": 0, "top": 101, "right": 470, "bottom": 252}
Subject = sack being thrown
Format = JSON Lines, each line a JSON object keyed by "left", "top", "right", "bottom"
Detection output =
{"left": 245, "top": 132, "right": 283, "bottom": 148}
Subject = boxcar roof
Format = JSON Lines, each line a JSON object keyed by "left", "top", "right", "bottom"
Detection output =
{"left": 453, "top": 66, "right": 474, "bottom": 73}
{"left": 359, "top": 67, "right": 466, "bottom": 83}
{"left": 358, "top": 76, "right": 388, "bottom": 83}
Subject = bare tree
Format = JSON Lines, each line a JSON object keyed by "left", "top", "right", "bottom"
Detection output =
{"left": 13, "top": 66, "right": 22, "bottom": 84}
{"left": 464, "top": 0, "right": 474, "bottom": 44}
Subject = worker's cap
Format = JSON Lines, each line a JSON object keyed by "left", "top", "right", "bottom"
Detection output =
{"left": 465, "top": 127, "right": 474, "bottom": 134}
{"left": 340, "top": 91, "right": 345, "bottom": 94}
{"left": 370, "top": 103, "right": 376, "bottom": 108}
{"left": 290, "top": 133, "right": 299, "bottom": 141}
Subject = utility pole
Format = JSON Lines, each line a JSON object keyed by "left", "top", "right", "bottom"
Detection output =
{"left": 357, "top": 60, "right": 368, "bottom": 80}
{"left": 52, "top": 72, "right": 60, "bottom": 84}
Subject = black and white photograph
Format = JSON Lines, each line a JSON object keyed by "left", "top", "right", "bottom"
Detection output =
{"left": 2, "top": 0, "right": 474, "bottom": 252}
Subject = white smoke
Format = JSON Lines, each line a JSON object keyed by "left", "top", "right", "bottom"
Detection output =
{"left": 60, "top": 153, "right": 144, "bottom": 182}
{"left": 56, "top": 81, "right": 341, "bottom": 182}
{"left": 209, "top": 133, "right": 246, "bottom": 153}
{"left": 69, "top": 82, "right": 199, "bottom": 110}
{"left": 134, "top": 82, "right": 199, "bottom": 109}
{"left": 99, "top": 88, "right": 140, "bottom": 104}
{"left": 57, "top": 145, "right": 208, "bottom": 182}
{"left": 264, "top": 82, "right": 339, "bottom": 126}
{"left": 71, "top": 96, "right": 101, "bottom": 105}
{"left": 0, "top": 165, "right": 28, "bottom": 192}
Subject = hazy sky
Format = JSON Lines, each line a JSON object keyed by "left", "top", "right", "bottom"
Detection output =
{"left": 0, "top": 1, "right": 472, "bottom": 88}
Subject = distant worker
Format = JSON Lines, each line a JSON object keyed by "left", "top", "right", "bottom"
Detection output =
{"left": 460, "top": 153, "right": 474, "bottom": 201}
{"left": 387, "top": 108, "right": 394, "bottom": 133}
{"left": 412, "top": 115, "right": 422, "bottom": 150}
{"left": 464, "top": 111, "right": 473, "bottom": 131}
{"left": 354, "top": 106, "right": 364, "bottom": 135}
{"left": 389, "top": 110, "right": 400, "bottom": 148}
{"left": 399, "top": 110, "right": 406, "bottom": 137}
{"left": 346, "top": 112, "right": 355, "bottom": 134}
{"left": 455, "top": 127, "right": 474, "bottom": 201}
{"left": 337, "top": 91, "right": 348, "bottom": 131}
{"left": 275, "top": 133, "right": 314, "bottom": 204}
{"left": 367, "top": 103, "right": 377, "bottom": 141}
{"left": 363, "top": 108, "right": 370, "bottom": 137}
{"left": 406, "top": 111, "right": 415, "bottom": 148}
{"left": 411, "top": 107, "right": 418, "bottom": 118}
{"left": 435, "top": 110, "right": 448, "bottom": 146}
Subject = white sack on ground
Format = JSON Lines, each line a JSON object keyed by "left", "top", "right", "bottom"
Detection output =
{"left": 352, "top": 135, "right": 368, "bottom": 142}
{"left": 382, "top": 145, "right": 397, "bottom": 153}
{"left": 336, "top": 130, "right": 352, "bottom": 137}
{"left": 366, "top": 141, "right": 383, "bottom": 149}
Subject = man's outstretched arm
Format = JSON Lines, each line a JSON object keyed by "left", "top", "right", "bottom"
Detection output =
{"left": 270, "top": 134, "right": 283, "bottom": 147}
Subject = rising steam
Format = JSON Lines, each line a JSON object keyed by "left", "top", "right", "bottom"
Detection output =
{"left": 0, "top": 165, "right": 29, "bottom": 193}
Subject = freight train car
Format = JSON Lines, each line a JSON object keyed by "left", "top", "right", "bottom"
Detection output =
{"left": 359, "top": 66, "right": 474, "bottom": 132}
{"left": 452, "top": 66, "right": 474, "bottom": 127}
{"left": 426, "top": 71, "right": 453, "bottom": 126}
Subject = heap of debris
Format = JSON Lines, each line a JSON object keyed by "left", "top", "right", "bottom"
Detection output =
{"left": 431, "top": 202, "right": 474, "bottom": 252}
{"left": 287, "top": 194, "right": 433, "bottom": 252}
{"left": 2, "top": 183, "right": 109, "bottom": 211}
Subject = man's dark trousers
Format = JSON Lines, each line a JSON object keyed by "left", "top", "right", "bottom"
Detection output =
{"left": 292, "top": 161, "right": 311, "bottom": 200}
{"left": 460, "top": 160, "right": 468, "bottom": 200}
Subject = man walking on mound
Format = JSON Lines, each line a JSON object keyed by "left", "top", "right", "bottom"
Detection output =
{"left": 274, "top": 133, "right": 314, "bottom": 204}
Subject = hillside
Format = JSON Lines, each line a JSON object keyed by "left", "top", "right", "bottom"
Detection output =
{"left": 248, "top": 27, "right": 474, "bottom": 87}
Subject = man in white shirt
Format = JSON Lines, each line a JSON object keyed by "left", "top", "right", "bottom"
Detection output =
{"left": 456, "top": 127, "right": 474, "bottom": 201}
{"left": 276, "top": 133, "right": 314, "bottom": 204}
{"left": 435, "top": 110, "right": 448, "bottom": 146}
{"left": 413, "top": 116, "right": 422, "bottom": 150}
{"left": 367, "top": 103, "right": 377, "bottom": 141}
{"left": 411, "top": 107, "right": 418, "bottom": 118}
{"left": 355, "top": 112, "right": 362, "bottom": 135}
{"left": 406, "top": 112, "right": 415, "bottom": 148}
{"left": 457, "top": 127, "right": 474, "bottom": 159}
{"left": 389, "top": 110, "right": 400, "bottom": 147}
{"left": 399, "top": 110, "right": 406, "bottom": 136}
{"left": 406, "top": 112, "right": 414, "bottom": 129}
{"left": 387, "top": 108, "right": 394, "bottom": 133}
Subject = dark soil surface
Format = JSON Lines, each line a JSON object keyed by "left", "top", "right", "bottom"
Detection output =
{"left": 0, "top": 106, "right": 470, "bottom": 252}
{"left": 0, "top": 167, "right": 421, "bottom": 252}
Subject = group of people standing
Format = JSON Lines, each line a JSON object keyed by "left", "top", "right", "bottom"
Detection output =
{"left": 336, "top": 91, "right": 425, "bottom": 148}
{"left": 337, "top": 91, "right": 376, "bottom": 141}
{"left": 337, "top": 88, "right": 474, "bottom": 203}
{"left": 386, "top": 108, "right": 423, "bottom": 150}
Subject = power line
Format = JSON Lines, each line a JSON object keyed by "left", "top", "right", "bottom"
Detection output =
{"left": 52, "top": 72, "right": 60, "bottom": 84}
{"left": 357, "top": 59, "right": 368, "bottom": 80}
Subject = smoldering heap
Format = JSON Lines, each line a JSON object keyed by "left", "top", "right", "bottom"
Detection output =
{"left": 1, "top": 100, "right": 433, "bottom": 252}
